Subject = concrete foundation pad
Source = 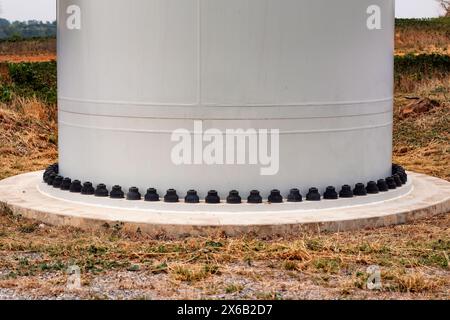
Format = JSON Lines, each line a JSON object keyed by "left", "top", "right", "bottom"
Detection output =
{"left": 0, "top": 171, "right": 449, "bottom": 238}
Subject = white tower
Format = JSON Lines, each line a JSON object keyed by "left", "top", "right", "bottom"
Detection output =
{"left": 57, "top": 0, "right": 395, "bottom": 199}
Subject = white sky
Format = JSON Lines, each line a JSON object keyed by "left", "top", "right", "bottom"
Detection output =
{"left": 0, "top": 0, "right": 446, "bottom": 21}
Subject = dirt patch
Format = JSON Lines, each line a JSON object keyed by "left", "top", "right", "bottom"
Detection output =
{"left": 0, "top": 55, "right": 56, "bottom": 63}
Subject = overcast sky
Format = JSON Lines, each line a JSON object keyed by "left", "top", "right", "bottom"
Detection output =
{"left": 0, "top": 0, "right": 445, "bottom": 21}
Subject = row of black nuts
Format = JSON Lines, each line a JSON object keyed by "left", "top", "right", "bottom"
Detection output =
{"left": 42, "top": 164, "right": 408, "bottom": 204}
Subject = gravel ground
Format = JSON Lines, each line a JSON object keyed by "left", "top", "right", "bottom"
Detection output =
{"left": 0, "top": 263, "right": 448, "bottom": 300}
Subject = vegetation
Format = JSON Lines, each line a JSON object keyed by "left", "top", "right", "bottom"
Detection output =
{"left": 4, "top": 62, "right": 57, "bottom": 104}
{"left": 0, "top": 37, "right": 55, "bottom": 54}
{"left": 0, "top": 19, "right": 56, "bottom": 40}
{"left": 0, "top": 208, "right": 448, "bottom": 299}
{"left": 395, "top": 17, "right": 450, "bottom": 56}
{"left": 395, "top": 17, "right": 450, "bottom": 29}
{"left": 395, "top": 54, "right": 450, "bottom": 75}
{"left": 394, "top": 54, "right": 450, "bottom": 93}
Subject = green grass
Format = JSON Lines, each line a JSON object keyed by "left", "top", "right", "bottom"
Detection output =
{"left": 0, "top": 61, "right": 56, "bottom": 104}
{"left": 6, "top": 62, "right": 57, "bottom": 104}
{"left": 395, "top": 17, "right": 450, "bottom": 31}
{"left": 0, "top": 36, "right": 56, "bottom": 44}
{"left": 395, "top": 54, "right": 450, "bottom": 81}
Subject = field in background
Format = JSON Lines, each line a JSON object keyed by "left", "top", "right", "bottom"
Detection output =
{"left": 396, "top": 18, "right": 450, "bottom": 55}
{"left": 0, "top": 19, "right": 448, "bottom": 300}
{"left": 0, "top": 38, "right": 56, "bottom": 63}
{"left": 393, "top": 54, "right": 450, "bottom": 181}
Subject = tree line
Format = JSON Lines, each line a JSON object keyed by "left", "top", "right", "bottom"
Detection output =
{"left": 0, "top": 19, "right": 56, "bottom": 40}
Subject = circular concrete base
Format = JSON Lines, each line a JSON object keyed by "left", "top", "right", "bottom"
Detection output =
{"left": 0, "top": 171, "right": 449, "bottom": 238}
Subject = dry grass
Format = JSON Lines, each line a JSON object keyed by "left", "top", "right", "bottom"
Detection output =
{"left": 395, "top": 72, "right": 450, "bottom": 96}
{"left": 395, "top": 23, "right": 450, "bottom": 55}
{"left": 0, "top": 55, "right": 56, "bottom": 63}
{"left": 0, "top": 96, "right": 57, "bottom": 180}
{"left": 0, "top": 39, "right": 56, "bottom": 63}
{"left": 0, "top": 39, "right": 56, "bottom": 59}
{"left": 0, "top": 208, "right": 448, "bottom": 299}
{"left": 393, "top": 73, "right": 449, "bottom": 181}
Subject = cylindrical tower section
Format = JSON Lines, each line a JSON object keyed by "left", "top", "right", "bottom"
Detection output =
{"left": 57, "top": 0, "right": 395, "bottom": 198}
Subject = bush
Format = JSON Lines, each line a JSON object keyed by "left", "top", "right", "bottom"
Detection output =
{"left": 395, "top": 17, "right": 450, "bottom": 31}
{"left": 7, "top": 61, "right": 57, "bottom": 104}
{"left": 0, "top": 85, "right": 12, "bottom": 103}
{"left": 395, "top": 54, "right": 450, "bottom": 81}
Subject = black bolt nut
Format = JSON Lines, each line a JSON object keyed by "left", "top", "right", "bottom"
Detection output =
{"left": 393, "top": 165, "right": 408, "bottom": 184}
{"left": 60, "top": 178, "right": 72, "bottom": 191}
{"left": 127, "top": 187, "right": 142, "bottom": 201}
{"left": 50, "top": 163, "right": 59, "bottom": 173}
{"left": 353, "top": 183, "right": 367, "bottom": 196}
{"left": 399, "top": 172, "right": 408, "bottom": 184}
{"left": 69, "top": 180, "right": 82, "bottom": 193}
{"left": 392, "top": 164, "right": 404, "bottom": 175}
{"left": 227, "top": 190, "right": 242, "bottom": 204}
{"left": 306, "top": 188, "right": 321, "bottom": 201}
{"left": 386, "top": 177, "right": 397, "bottom": 190}
{"left": 46, "top": 173, "right": 56, "bottom": 186}
{"left": 45, "top": 165, "right": 58, "bottom": 178}
{"left": 81, "top": 182, "right": 95, "bottom": 195}
{"left": 45, "top": 166, "right": 54, "bottom": 173}
{"left": 144, "top": 188, "right": 160, "bottom": 202}
{"left": 366, "top": 181, "right": 379, "bottom": 194}
{"left": 323, "top": 186, "right": 338, "bottom": 200}
{"left": 43, "top": 170, "right": 54, "bottom": 183}
{"left": 247, "top": 190, "right": 263, "bottom": 204}
{"left": 164, "top": 189, "right": 179, "bottom": 203}
{"left": 205, "top": 190, "right": 221, "bottom": 204}
{"left": 185, "top": 190, "right": 200, "bottom": 204}
{"left": 110, "top": 185, "right": 125, "bottom": 199}
{"left": 40, "top": 162, "right": 409, "bottom": 207}
{"left": 287, "top": 189, "right": 303, "bottom": 202}
{"left": 393, "top": 174, "right": 403, "bottom": 187}
{"left": 268, "top": 190, "right": 283, "bottom": 203}
{"left": 339, "top": 185, "right": 354, "bottom": 198}
{"left": 377, "top": 179, "right": 389, "bottom": 192}
{"left": 46, "top": 164, "right": 58, "bottom": 175}
{"left": 95, "top": 184, "right": 109, "bottom": 197}
{"left": 52, "top": 176, "right": 64, "bottom": 189}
